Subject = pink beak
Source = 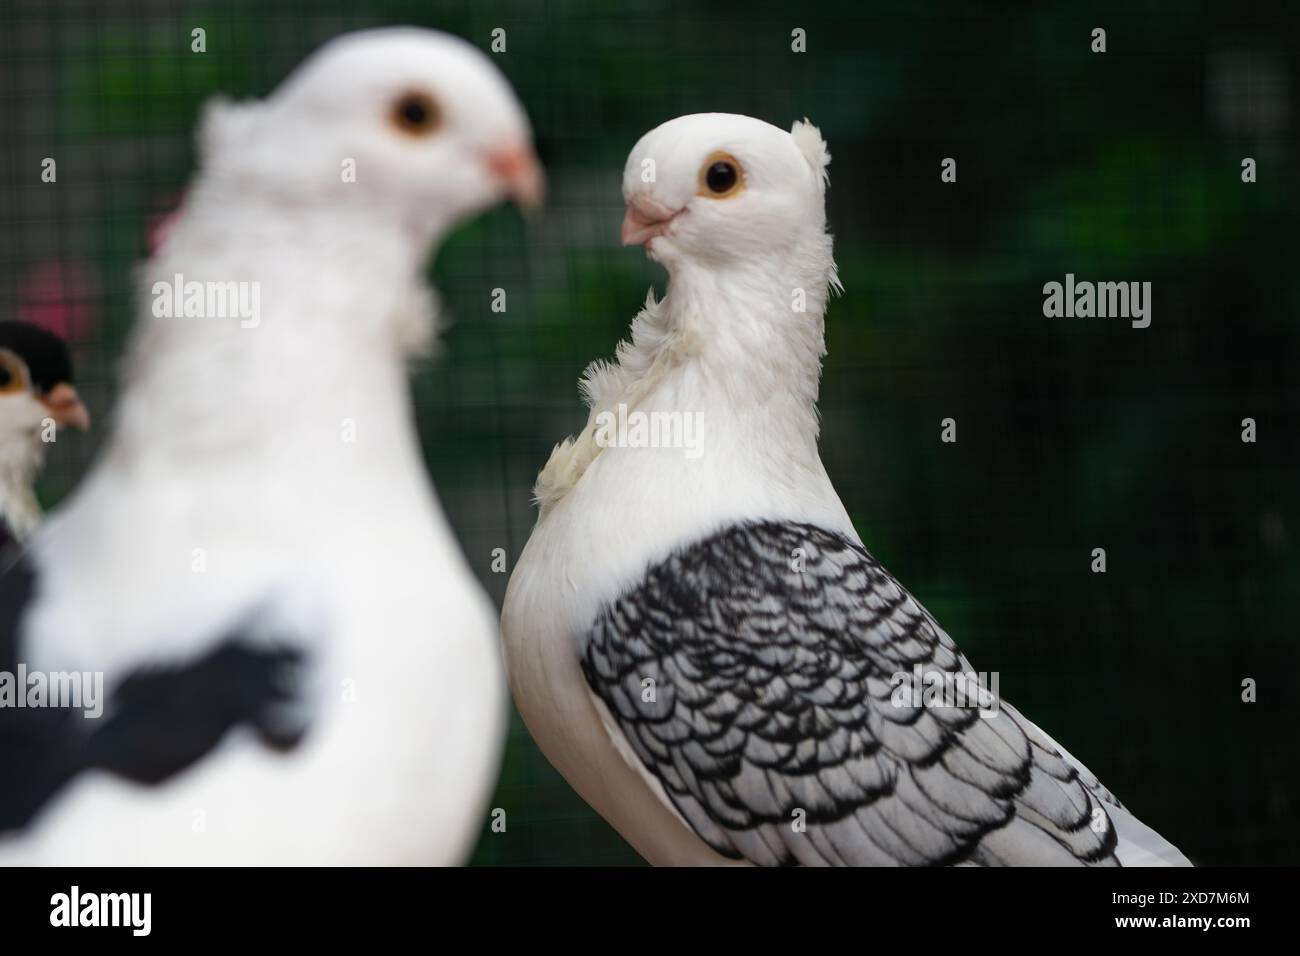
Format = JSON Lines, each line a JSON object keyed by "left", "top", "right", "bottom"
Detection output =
{"left": 621, "top": 196, "right": 680, "bottom": 246}
{"left": 40, "top": 382, "right": 90, "bottom": 431}
{"left": 484, "top": 143, "right": 545, "bottom": 212}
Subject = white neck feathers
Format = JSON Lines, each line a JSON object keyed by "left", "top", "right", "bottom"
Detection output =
{"left": 106, "top": 190, "right": 437, "bottom": 468}
{"left": 535, "top": 232, "right": 839, "bottom": 519}
{"left": 0, "top": 436, "right": 46, "bottom": 541}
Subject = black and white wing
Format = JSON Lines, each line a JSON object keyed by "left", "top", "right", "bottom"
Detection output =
{"left": 0, "top": 549, "right": 309, "bottom": 834}
{"left": 581, "top": 521, "right": 1121, "bottom": 866}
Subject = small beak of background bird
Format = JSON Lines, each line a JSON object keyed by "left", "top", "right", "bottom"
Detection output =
{"left": 621, "top": 196, "right": 680, "bottom": 246}
{"left": 40, "top": 382, "right": 90, "bottom": 431}
{"left": 486, "top": 143, "right": 545, "bottom": 212}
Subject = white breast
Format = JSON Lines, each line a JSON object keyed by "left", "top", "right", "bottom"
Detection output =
{"left": 5, "top": 404, "right": 506, "bottom": 865}
{"left": 502, "top": 422, "right": 853, "bottom": 865}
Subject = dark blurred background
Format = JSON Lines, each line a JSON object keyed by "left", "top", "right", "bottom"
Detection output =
{"left": 0, "top": 0, "right": 1295, "bottom": 865}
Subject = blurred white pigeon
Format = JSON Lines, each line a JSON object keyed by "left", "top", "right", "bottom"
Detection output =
{"left": 0, "top": 27, "right": 541, "bottom": 865}
{"left": 502, "top": 113, "right": 1188, "bottom": 866}
{"left": 0, "top": 321, "right": 89, "bottom": 546}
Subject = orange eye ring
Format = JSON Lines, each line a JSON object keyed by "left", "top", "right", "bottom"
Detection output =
{"left": 390, "top": 90, "right": 442, "bottom": 137}
{"left": 697, "top": 151, "right": 745, "bottom": 199}
{"left": 0, "top": 351, "right": 28, "bottom": 395}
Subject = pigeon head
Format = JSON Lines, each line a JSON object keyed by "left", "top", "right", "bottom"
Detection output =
{"left": 0, "top": 321, "right": 89, "bottom": 440}
{"left": 194, "top": 28, "right": 543, "bottom": 243}
{"left": 621, "top": 113, "right": 831, "bottom": 267}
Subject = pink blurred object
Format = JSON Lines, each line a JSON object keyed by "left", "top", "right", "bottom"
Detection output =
{"left": 146, "top": 192, "right": 185, "bottom": 255}
{"left": 16, "top": 260, "right": 99, "bottom": 345}
{"left": 147, "top": 209, "right": 181, "bottom": 255}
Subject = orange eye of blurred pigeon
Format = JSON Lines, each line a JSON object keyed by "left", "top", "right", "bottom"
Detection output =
{"left": 699, "top": 154, "right": 743, "bottom": 198}
{"left": 391, "top": 92, "right": 441, "bottom": 136}
{"left": 0, "top": 353, "right": 25, "bottom": 394}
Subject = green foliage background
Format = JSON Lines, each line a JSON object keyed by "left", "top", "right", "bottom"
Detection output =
{"left": 1, "top": 0, "right": 1295, "bottom": 865}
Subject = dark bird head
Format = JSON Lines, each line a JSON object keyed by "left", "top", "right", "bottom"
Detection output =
{"left": 0, "top": 320, "right": 89, "bottom": 436}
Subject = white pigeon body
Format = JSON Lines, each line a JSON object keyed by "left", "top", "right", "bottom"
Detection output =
{"left": 502, "top": 113, "right": 1189, "bottom": 866}
{"left": 0, "top": 28, "right": 541, "bottom": 865}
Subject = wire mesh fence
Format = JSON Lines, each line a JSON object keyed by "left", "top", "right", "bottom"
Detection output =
{"left": 1, "top": 0, "right": 1296, "bottom": 864}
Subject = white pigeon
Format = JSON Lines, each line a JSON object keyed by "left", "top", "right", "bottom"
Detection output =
{"left": 0, "top": 27, "right": 541, "bottom": 865}
{"left": 0, "top": 321, "right": 90, "bottom": 546}
{"left": 501, "top": 113, "right": 1189, "bottom": 866}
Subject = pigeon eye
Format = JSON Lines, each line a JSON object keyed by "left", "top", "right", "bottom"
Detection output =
{"left": 0, "top": 353, "right": 25, "bottom": 394}
{"left": 698, "top": 153, "right": 744, "bottom": 199}
{"left": 390, "top": 91, "right": 442, "bottom": 137}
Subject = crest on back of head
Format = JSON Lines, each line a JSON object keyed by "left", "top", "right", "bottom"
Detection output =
{"left": 790, "top": 119, "right": 831, "bottom": 194}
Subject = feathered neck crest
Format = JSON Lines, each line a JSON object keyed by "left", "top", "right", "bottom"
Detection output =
{"left": 534, "top": 244, "right": 840, "bottom": 519}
